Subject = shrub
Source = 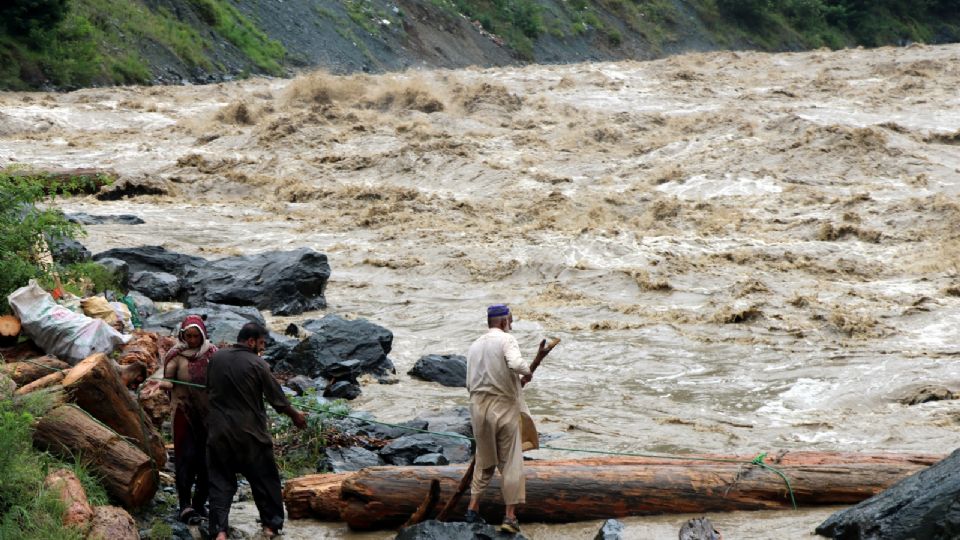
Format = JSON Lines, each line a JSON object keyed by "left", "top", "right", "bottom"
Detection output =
{"left": 0, "top": 0, "right": 70, "bottom": 36}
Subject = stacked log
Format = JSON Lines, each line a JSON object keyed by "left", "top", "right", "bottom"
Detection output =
{"left": 61, "top": 353, "right": 167, "bottom": 467}
{"left": 136, "top": 379, "right": 170, "bottom": 429}
{"left": 0, "top": 356, "right": 70, "bottom": 386}
{"left": 282, "top": 452, "right": 942, "bottom": 530}
{"left": 0, "top": 339, "right": 44, "bottom": 362}
{"left": 34, "top": 405, "right": 157, "bottom": 508}
{"left": 0, "top": 314, "right": 21, "bottom": 347}
{"left": 15, "top": 370, "right": 66, "bottom": 395}
{"left": 44, "top": 468, "right": 94, "bottom": 529}
{"left": 117, "top": 331, "right": 161, "bottom": 373}
{"left": 284, "top": 472, "right": 356, "bottom": 520}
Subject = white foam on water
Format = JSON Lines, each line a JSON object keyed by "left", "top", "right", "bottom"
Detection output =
{"left": 656, "top": 173, "right": 782, "bottom": 200}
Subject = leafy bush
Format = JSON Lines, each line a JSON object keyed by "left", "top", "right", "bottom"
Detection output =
{"left": 0, "top": 0, "right": 70, "bottom": 36}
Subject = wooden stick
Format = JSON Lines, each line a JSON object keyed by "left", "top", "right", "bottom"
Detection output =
{"left": 402, "top": 479, "right": 441, "bottom": 528}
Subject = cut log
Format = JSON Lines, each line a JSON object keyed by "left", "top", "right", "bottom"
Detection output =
{"left": 62, "top": 353, "right": 166, "bottom": 467}
{"left": 283, "top": 472, "right": 356, "bottom": 520}
{"left": 34, "top": 405, "right": 157, "bottom": 508}
{"left": 15, "top": 369, "right": 67, "bottom": 395}
{"left": 331, "top": 452, "right": 942, "bottom": 530}
{"left": 117, "top": 331, "right": 160, "bottom": 374}
{"left": 0, "top": 339, "right": 44, "bottom": 363}
{"left": 85, "top": 506, "right": 139, "bottom": 540}
{"left": 0, "top": 314, "right": 21, "bottom": 347}
{"left": 44, "top": 468, "right": 94, "bottom": 529}
{"left": 0, "top": 356, "right": 70, "bottom": 386}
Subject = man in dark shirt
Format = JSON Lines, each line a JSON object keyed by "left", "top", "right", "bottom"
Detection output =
{"left": 206, "top": 322, "right": 307, "bottom": 540}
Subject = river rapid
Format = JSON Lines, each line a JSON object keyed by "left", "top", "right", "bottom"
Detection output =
{"left": 3, "top": 43, "right": 960, "bottom": 538}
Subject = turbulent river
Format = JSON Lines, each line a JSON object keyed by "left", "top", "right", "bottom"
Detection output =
{"left": 3, "top": 43, "right": 960, "bottom": 538}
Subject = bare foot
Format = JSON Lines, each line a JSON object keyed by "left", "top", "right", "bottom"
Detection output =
{"left": 262, "top": 526, "right": 279, "bottom": 538}
{"left": 215, "top": 534, "right": 227, "bottom": 540}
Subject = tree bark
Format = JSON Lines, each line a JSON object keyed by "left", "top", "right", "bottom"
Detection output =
{"left": 117, "top": 331, "right": 161, "bottom": 374}
{"left": 331, "top": 452, "right": 942, "bottom": 530}
{"left": 61, "top": 353, "right": 166, "bottom": 467}
{"left": 283, "top": 472, "right": 356, "bottom": 520}
{"left": 0, "top": 314, "right": 21, "bottom": 347}
{"left": 44, "top": 468, "right": 94, "bottom": 529}
{"left": 15, "top": 369, "right": 67, "bottom": 395}
{"left": 33, "top": 405, "right": 157, "bottom": 508}
{"left": 85, "top": 506, "right": 139, "bottom": 540}
{"left": 0, "top": 339, "right": 44, "bottom": 363}
{"left": 0, "top": 356, "right": 70, "bottom": 386}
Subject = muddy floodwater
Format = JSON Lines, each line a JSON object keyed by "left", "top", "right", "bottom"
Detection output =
{"left": 3, "top": 43, "right": 960, "bottom": 538}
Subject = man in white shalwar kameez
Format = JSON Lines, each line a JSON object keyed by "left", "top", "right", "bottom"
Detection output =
{"left": 465, "top": 304, "right": 556, "bottom": 534}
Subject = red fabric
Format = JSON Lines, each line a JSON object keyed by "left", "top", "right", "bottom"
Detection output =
{"left": 179, "top": 315, "right": 209, "bottom": 339}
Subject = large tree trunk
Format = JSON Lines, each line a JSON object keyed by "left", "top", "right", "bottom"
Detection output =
{"left": 44, "top": 468, "right": 94, "bottom": 529}
{"left": 0, "top": 356, "right": 70, "bottom": 386}
{"left": 284, "top": 472, "right": 356, "bottom": 520}
{"left": 328, "top": 452, "right": 942, "bottom": 530}
{"left": 33, "top": 405, "right": 157, "bottom": 508}
{"left": 61, "top": 353, "right": 166, "bottom": 467}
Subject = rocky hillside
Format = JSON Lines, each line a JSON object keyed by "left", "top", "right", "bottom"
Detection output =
{"left": 1, "top": 0, "right": 959, "bottom": 89}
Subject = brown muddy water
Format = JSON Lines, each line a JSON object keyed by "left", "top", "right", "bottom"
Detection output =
{"left": 3, "top": 43, "right": 960, "bottom": 538}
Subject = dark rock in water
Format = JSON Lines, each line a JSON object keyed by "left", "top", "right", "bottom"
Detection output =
{"left": 95, "top": 177, "right": 167, "bottom": 201}
{"left": 325, "top": 380, "right": 362, "bottom": 400}
{"left": 285, "top": 375, "right": 318, "bottom": 396}
{"left": 396, "top": 520, "right": 528, "bottom": 540}
{"left": 282, "top": 315, "right": 395, "bottom": 380}
{"left": 94, "top": 246, "right": 329, "bottom": 315}
{"left": 263, "top": 333, "right": 298, "bottom": 368}
{"left": 49, "top": 236, "right": 91, "bottom": 264}
{"left": 67, "top": 212, "right": 145, "bottom": 225}
{"left": 317, "top": 446, "right": 383, "bottom": 472}
{"left": 415, "top": 406, "right": 473, "bottom": 438}
{"left": 94, "top": 245, "right": 204, "bottom": 276}
{"left": 167, "top": 521, "right": 193, "bottom": 540}
{"left": 594, "top": 519, "right": 626, "bottom": 540}
{"left": 380, "top": 434, "right": 444, "bottom": 466}
{"left": 285, "top": 323, "right": 300, "bottom": 337}
{"left": 815, "top": 448, "right": 960, "bottom": 539}
{"left": 413, "top": 453, "right": 449, "bottom": 466}
{"left": 96, "top": 257, "right": 129, "bottom": 287}
{"left": 678, "top": 517, "right": 720, "bottom": 540}
{"left": 183, "top": 248, "right": 330, "bottom": 315}
{"left": 408, "top": 354, "right": 467, "bottom": 387}
{"left": 125, "top": 290, "right": 156, "bottom": 320}
{"left": 898, "top": 384, "right": 957, "bottom": 406}
{"left": 130, "top": 270, "right": 181, "bottom": 301}
{"left": 357, "top": 419, "right": 429, "bottom": 441}
{"left": 143, "top": 303, "right": 265, "bottom": 345}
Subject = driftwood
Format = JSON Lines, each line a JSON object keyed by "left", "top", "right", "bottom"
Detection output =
{"left": 0, "top": 315, "right": 21, "bottom": 347}
{"left": 33, "top": 405, "right": 157, "bottom": 508}
{"left": 283, "top": 472, "right": 357, "bottom": 520}
{"left": 15, "top": 369, "right": 67, "bottom": 395}
{"left": 44, "top": 468, "right": 94, "bottom": 529}
{"left": 62, "top": 353, "right": 166, "bottom": 467}
{"left": 86, "top": 506, "right": 139, "bottom": 540}
{"left": 0, "top": 356, "right": 70, "bottom": 386}
{"left": 403, "top": 479, "right": 441, "bottom": 528}
{"left": 323, "top": 452, "right": 942, "bottom": 530}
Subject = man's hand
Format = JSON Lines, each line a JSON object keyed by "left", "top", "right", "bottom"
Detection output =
{"left": 289, "top": 409, "right": 308, "bottom": 430}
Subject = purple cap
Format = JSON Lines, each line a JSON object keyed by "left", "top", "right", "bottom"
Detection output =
{"left": 487, "top": 304, "right": 510, "bottom": 318}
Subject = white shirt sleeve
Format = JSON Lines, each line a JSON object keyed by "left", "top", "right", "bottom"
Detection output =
{"left": 503, "top": 333, "right": 531, "bottom": 376}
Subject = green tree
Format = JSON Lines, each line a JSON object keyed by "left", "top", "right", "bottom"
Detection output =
{"left": 0, "top": 0, "right": 70, "bottom": 35}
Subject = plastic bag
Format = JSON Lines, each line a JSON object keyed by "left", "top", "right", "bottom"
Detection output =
{"left": 109, "top": 301, "right": 133, "bottom": 333}
{"left": 8, "top": 280, "right": 130, "bottom": 365}
{"left": 81, "top": 296, "right": 119, "bottom": 326}
{"left": 119, "top": 295, "right": 143, "bottom": 329}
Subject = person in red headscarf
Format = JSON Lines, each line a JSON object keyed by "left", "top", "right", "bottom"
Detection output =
{"left": 161, "top": 315, "right": 218, "bottom": 524}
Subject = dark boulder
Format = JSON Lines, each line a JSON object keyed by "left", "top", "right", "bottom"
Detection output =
{"left": 67, "top": 213, "right": 145, "bottom": 225}
{"left": 96, "top": 257, "right": 130, "bottom": 287}
{"left": 594, "top": 519, "right": 626, "bottom": 540}
{"left": 263, "top": 333, "right": 298, "bottom": 369}
{"left": 325, "top": 380, "right": 362, "bottom": 400}
{"left": 415, "top": 406, "right": 473, "bottom": 438}
{"left": 129, "top": 271, "right": 180, "bottom": 301}
{"left": 395, "top": 520, "right": 528, "bottom": 540}
{"left": 379, "top": 434, "right": 444, "bottom": 466}
{"left": 182, "top": 248, "right": 330, "bottom": 315}
{"left": 281, "top": 315, "right": 395, "bottom": 381}
{"left": 284, "top": 375, "right": 318, "bottom": 396}
{"left": 125, "top": 290, "right": 156, "bottom": 320}
{"left": 94, "top": 245, "right": 204, "bottom": 276}
{"left": 317, "top": 446, "right": 383, "bottom": 473}
{"left": 49, "top": 236, "right": 91, "bottom": 264}
{"left": 815, "top": 448, "right": 960, "bottom": 539}
{"left": 413, "top": 453, "right": 449, "bottom": 466}
{"left": 357, "top": 419, "right": 429, "bottom": 441}
{"left": 408, "top": 354, "right": 467, "bottom": 387}
{"left": 142, "top": 303, "right": 265, "bottom": 345}
{"left": 285, "top": 323, "right": 300, "bottom": 337}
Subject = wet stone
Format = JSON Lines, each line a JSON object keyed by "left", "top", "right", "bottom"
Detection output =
{"left": 96, "top": 257, "right": 130, "bottom": 287}
{"left": 281, "top": 314, "right": 396, "bottom": 381}
{"left": 379, "top": 434, "right": 444, "bottom": 466}
{"left": 317, "top": 446, "right": 383, "bottom": 472}
{"left": 125, "top": 290, "right": 156, "bottom": 320}
{"left": 415, "top": 406, "right": 473, "bottom": 438}
{"left": 143, "top": 304, "right": 264, "bottom": 346}
{"left": 67, "top": 212, "right": 145, "bottom": 225}
{"left": 50, "top": 236, "right": 91, "bottom": 264}
{"left": 594, "top": 519, "right": 626, "bottom": 540}
{"left": 395, "top": 520, "right": 528, "bottom": 540}
{"left": 285, "top": 375, "right": 318, "bottom": 396}
{"left": 325, "top": 380, "right": 362, "bottom": 400}
{"left": 130, "top": 270, "right": 181, "bottom": 301}
{"left": 413, "top": 453, "right": 449, "bottom": 466}
{"left": 408, "top": 354, "right": 467, "bottom": 387}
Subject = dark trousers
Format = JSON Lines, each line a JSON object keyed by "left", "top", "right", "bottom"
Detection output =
{"left": 207, "top": 440, "right": 285, "bottom": 535}
{"left": 173, "top": 408, "right": 209, "bottom": 513}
